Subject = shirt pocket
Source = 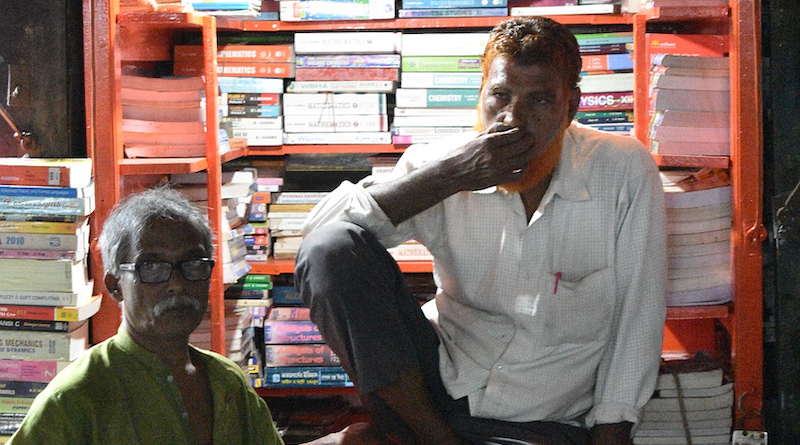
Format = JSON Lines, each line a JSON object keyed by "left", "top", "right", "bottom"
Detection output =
{"left": 542, "top": 267, "right": 614, "bottom": 346}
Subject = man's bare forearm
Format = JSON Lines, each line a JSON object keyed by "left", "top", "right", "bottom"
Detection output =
{"left": 591, "top": 422, "right": 632, "bottom": 445}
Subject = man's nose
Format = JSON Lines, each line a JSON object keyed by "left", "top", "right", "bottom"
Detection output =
{"left": 499, "top": 99, "right": 527, "bottom": 127}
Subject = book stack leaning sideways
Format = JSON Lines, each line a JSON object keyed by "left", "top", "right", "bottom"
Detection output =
{"left": 175, "top": 40, "right": 296, "bottom": 148}
{"left": 0, "top": 157, "right": 100, "bottom": 437}
{"left": 633, "top": 352, "right": 733, "bottom": 445}
{"left": 393, "top": 32, "right": 487, "bottom": 145}
{"left": 661, "top": 168, "right": 732, "bottom": 306}
{"left": 284, "top": 32, "right": 399, "bottom": 145}
{"left": 261, "top": 277, "right": 351, "bottom": 390}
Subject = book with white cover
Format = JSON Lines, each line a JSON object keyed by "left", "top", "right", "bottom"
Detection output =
{"left": 667, "top": 283, "right": 731, "bottom": 306}
{"left": 294, "top": 32, "right": 402, "bottom": 54}
{"left": 663, "top": 186, "right": 731, "bottom": 209}
{"left": 666, "top": 202, "right": 730, "bottom": 223}
{"left": 282, "top": 93, "right": 387, "bottom": 115}
{"left": 400, "top": 33, "right": 489, "bottom": 56}
{"left": 667, "top": 216, "right": 731, "bottom": 235}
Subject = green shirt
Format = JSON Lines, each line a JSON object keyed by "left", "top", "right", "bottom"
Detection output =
{"left": 8, "top": 327, "right": 284, "bottom": 445}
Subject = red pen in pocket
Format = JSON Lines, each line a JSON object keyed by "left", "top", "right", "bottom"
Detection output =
{"left": 553, "top": 272, "right": 562, "bottom": 295}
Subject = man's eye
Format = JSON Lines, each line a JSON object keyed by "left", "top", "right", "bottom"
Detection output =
{"left": 491, "top": 91, "right": 509, "bottom": 100}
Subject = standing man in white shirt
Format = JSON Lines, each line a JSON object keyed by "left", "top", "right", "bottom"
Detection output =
{"left": 296, "top": 17, "right": 667, "bottom": 445}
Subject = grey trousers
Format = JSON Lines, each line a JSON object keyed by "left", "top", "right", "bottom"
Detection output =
{"left": 295, "top": 221, "right": 591, "bottom": 445}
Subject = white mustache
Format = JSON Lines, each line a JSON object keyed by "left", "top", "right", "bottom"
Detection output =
{"left": 153, "top": 296, "right": 202, "bottom": 318}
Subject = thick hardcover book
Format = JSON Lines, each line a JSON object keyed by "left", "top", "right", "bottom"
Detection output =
{"left": 400, "top": 72, "right": 483, "bottom": 89}
{"left": 402, "top": 0, "right": 506, "bottom": 8}
{"left": 578, "top": 91, "right": 634, "bottom": 111}
{"left": 294, "top": 32, "right": 402, "bottom": 54}
{"left": 397, "top": 7, "right": 507, "bottom": 17}
{"left": 0, "top": 158, "right": 92, "bottom": 189}
{"left": 266, "top": 306, "right": 312, "bottom": 321}
{"left": 0, "top": 294, "right": 101, "bottom": 322}
{"left": 401, "top": 33, "right": 489, "bottom": 56}
{"left": 0, "top": 181, "right": 94, "bottom": 199}
{"left": 286, "top": 80, "right": 396, "bottom": 93}
{"left": 283, "top": 93, "right": 387, "bottom": 115}
{"left": 395, "top": 88, "right": 480, "bottom": 108}
{"left": 0, "top": 358, "right": 71, "bottom": 382}
{"left": 0, "top": 216, "right": 88, "bottom": 236}
{"left": 645, "top": 34, "right": 727, "bottom": 61}
{"left": 217, "top": 77, "right": 285, "bottom": 94}
{"left": 269, "top": 192, "right": 329, "bottom": 204}
{"left": 263, "top": 366, "right": 353, "bottom": 387}
{"left": 0, "top": 258, "right": 89, "bottom": 293}
{"left": 283, "top": 114, "right": 389, "bottom": 133}
{"left": 295, "top": 67, "right": 399, "bottom": 82}
{"left": 174, "top": 44, "right": 296, "bottom": 62}
{"left": 296, "top": 54, "right": 401, "bottom": 69}
{"left": 401, "top": 56, "right": 481, "bottom": 73}
{"left": 283, "top": 132, "right": 392, "bottom": 145}
{"left": 0, "top": 226, "right": 89, "bottom": 253}
{"left": 264, "top": 344, "right": 341, "bottom": 367}
{"left": 0, "top": 322, "right": 89, "bottom": 361}
{"left": 279, "top": 0, "right": 396, "bottom": 21}
{"left": 263, "top": 320, "right": 323, "bottom": 344}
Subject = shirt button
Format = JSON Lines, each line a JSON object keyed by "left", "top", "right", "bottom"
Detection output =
{"left": 497, "top": 365, "right": 503, "bottom": 371}
{"left": 167, "top": 375, "right": 174, "bottom": 383}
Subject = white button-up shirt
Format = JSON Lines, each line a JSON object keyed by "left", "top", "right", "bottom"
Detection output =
{"left": 303, "top": 122, "right": 667, "bottom": 427}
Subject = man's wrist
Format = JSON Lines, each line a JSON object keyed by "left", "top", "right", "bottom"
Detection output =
{"left": 590, "top": 422, "right": 632, "bottom": 445}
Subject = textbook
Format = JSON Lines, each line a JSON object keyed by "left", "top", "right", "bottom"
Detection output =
{"left": 579, "top": 72, "right": 634, "bottom": 94}
{"left": 0, "top": 358, "right": 71, "bottom": 383}
{"left": 578, "top": 91, "right": 634, "bottom": 111}
{"left": 0, "top": 224, "right": 89, "bottom": 254}
{"left": 0, "top": 321, "right": 89, "bottom": 361}
{"left": 0, "top": 279, "right": 94, "bottom": 307}
{"left": 293, "top": 32, "right": 402, "bottom": 54}
{"left": 397, "top": 7, "right": 507, "bottom": 17}
{"left": 402, "top": 0, "right": 506, "bottom": 8}
{"left": 174, "top": 44, "right": 295, "bottom": 62}
{"left": 263, "top": 366, "right": 353, "bottom": 387}
{"left": 400, "top": 33, "right": 489, "bottom": 56}
{"left": 510, "top": 3, "right": 619, "bottom": 15}
{"left": 395, "top": 88, "right": 480, "bottom": 108}
{"left": 400, "top": 72, "right": 483, "bottom": 89}
{"left": 400, "top": 56, "right": 482, "bottom": 73}
{"left": 282, "top": 132, "right": 392, "bottom": 145}
{"left": 285, "top": 80, "right": 396, "bottom": 94}
{"left": 279, "top": 0, "right": 396, "bottom": 21}
{"left": 0, "top": 293, "right": 101, "bottom": 322}
{"left": 264, "top": 344, "right": 341, "bottom": 367}
{"left": 283, "top": 114, "right": 389, "bottom": 133}
{"left": 0, "top": 158, "right": 92, "bottom": 189}
{"left": 263, "top": 320, "right": 323, "bottom": 344}
{"left": 295, "top": 67, "right": 399, "bottom": 82}
{"left": 282, "top": 93, "right": 388, "bottom": 115}
{"left": 296, "top": 54, "right": 400, "bottom": 69}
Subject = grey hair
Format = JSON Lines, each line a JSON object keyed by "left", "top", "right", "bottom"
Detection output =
{"left": 98, "top": 186, "right": 214, "bottom": 276}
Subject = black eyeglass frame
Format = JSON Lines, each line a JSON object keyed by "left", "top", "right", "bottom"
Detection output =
{"left": 118, "top": 258, "right": 215, "bottom": 284}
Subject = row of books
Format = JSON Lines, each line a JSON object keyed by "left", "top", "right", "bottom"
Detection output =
{"left": 0, "top": 158, "right": 100, "bottom": 437}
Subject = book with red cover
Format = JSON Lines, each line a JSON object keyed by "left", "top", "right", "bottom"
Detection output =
{"left": 174, "top": 61, "right": 296, "bottom": 78}
{"left": 0, "top": 158, "right": 92, "bottom": 188}
{"left": 174, "top": 44, "right": 296, "bottom": 62}
{"left": 294, "top": 67, "right": 400, "bottom": 82}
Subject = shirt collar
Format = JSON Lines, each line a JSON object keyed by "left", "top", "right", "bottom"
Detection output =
{"left": 546, "top": 123, "right": 592, "bottom": 203}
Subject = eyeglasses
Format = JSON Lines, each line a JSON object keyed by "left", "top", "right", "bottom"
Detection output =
{"left": 118, "top": 258, "right": 215, "bottom": 284}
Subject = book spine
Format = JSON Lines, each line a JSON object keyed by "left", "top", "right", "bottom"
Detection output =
{"left": 0, "top": 381, "right": 48, "bottom": 398}
{"left": 0, "top": 232, "right": 84, "bottom": 252}
{"left": 217, "top": 77, "right": 286, "bottom": 94}
{"left": 266, "top": 306, "right": 312, "bottom": 321}
{"left": 283, "top": 132, "right": 392, "bottom": 145}
{"left": 394, "top": 108, "right": 477, "bottom": 117}
{"left": 223, "top": 116, "right": 284, "bottom": 130}
{"left": 295, "top": 67, "right": 400, "bottom": 82}
{"left": 400, "top": 72, "right": 483, "bottom": 89}
{"left": 0, "top": 249, "right": 78, "bottom": 261}
{"left": 263, "top": 321, "right": 323, "bottom": 344}
{"left": 222, "top": 93, "right": 281, "bottom": 106}
{"left": 397, "top": 7, "right": 507, "bottom": 17}
{"left": 0, "top": 318, "right": 76, "bottom": 332}
{"left": 400, "top": 56, "right": 482, "bottom": 73}
{"left": 285, "top": 80, "right": 396, "bottom": 93}
{"left": 402, "top": 0, "right": 507, "bottom": 8}
{"left": 0, "top": 185, "right": 85, "bottom": 198}
{"left": 279, "top": 0, "right": 396, "bottom": 21}
{"left": 395, "top": 88, "right": 481, "bottom": 108}
{"left": 264, "top": 344, "right": 341, "bottom": 367}
{"left": 0, "top": 196, "right": 93, "bottom": 216}
{"left": 283, "top": 93, "right": 387, "bottom": 115}
{"left": 270, "top": 192, "right": 328, "bottom": 204}
{"left": 0, "top": 166, "right": 72, "bottom": 188}
{"left": 175, "top": 44, "right": 295, "bottom": 62}
{"left": 392, "top": 115, "right": 477, "bottom": 127}
{"left": 262, "top": 366, "right": 353, "bottom": 387}
{"left": 284, "top": 115, "right": 389, "bottom": 133}
{"left": 231, "top": 129, "right": 284, "bottom": 146}
{"left": 270, "top": 285, "right": 303, "bottom": 306}
{"left": 0, "top": 358, "right": 67, "bottom": 382}
{"left": 0, "top": 330, "right": 82, "bottom": 361}
{"left": 0, "top": 213, "right": 80, "bottom": 223}
{"left": 176, "top": 62, "right": 296, "bottom": 78}
{"left": 581, "top": 53, "right": 634, "bottom": 72}
{"left": 0, "top": 397, "right": 35, "bottom": 415}
{"left": 223, "top": 105, "right": 282, "bottom": 118}
{"left": 392, "top": 126, "right": 473, "bottom": 135}
{"left": 574, "top": 32, "right": 634, "bottom": 46}
{"left": 294, "top": 32, "right": 402, "bottom": 54}
{"left": 401, "top": 33, "right": 489, "bottom": 56}
{"left": 295, "top": 54, "right": 401, "bottom": 69}
{"left": 578, "top": 72, "right": 635, "bottom": 93}
{"left": 0, "top": 219, "right": 84, "bottom": 234}
{"left": 509, "top": 3, "right": 618, "bottom": 15}
{"left": 578, "top": 91, "right": 635, "bottom": 111}
{"left": 579, "top": 43, "right": 629, "bottom": 55}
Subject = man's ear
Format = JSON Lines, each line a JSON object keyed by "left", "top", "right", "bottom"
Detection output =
{"left": 104, "top": 273, "right": 123, "bottom": 303}
{"left": 567, "top": 86, "right": 581, "bottom": 123}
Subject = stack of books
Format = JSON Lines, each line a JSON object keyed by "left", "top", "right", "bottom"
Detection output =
{"left": 189, "top": 0, "right": 262, "bottom": 16}
{"left": 509, "top": 0, "right": 621, "bottom": 17}
{"left": 121, "top": 75, "right": 222, "bottom": 158}
{"left": 171, "top": 169, "right": 256, "bottom": 283}
{"left": 284, "top": 32, "right": 400, "bottom": 145}
{"left": 190, "top": 306, "right": 255, "bottom": 364}
{"left": 662, "top": 168, "right": 732, "bottom": 307}
{"left": 0, "top": 158, "right": 100, "bottom": 436}
{"left": 279, "top": 0, "right": 396, "bottom": 21}
{"left": 643, "top": 33, "right": 729, "bottom": 155}
{"left": 648, "top": 55, "right": 730, "bottom": 156}
{"left": 398, "top": 0, "right": 507, "bottom": 18}
{"left": 575, "top": 31, "right": 635, "bottom": 116}
{"left": 634, "top": 352, "right": 733, "bottom": 445}
{"left": 262, "top": 294, "right": 351, "bottom": 389}
{"left": 267, "top": 202, "right": 315, "bottom": 260}
{"left": 393, "top": 32, "right": 487, "bottom": 145}
{"left": 175, "top": 42, "right": 296, "bottom": 148}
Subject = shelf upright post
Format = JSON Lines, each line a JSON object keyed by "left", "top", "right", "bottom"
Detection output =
{"left": 200, "top": 15, "right": 226, "bottom": 356}
{"left": 84, "top": 0, "right": 123, "bottom": 344}
{"left": 729, "top": 0, "right": 765, "bottom": 430}
{"left": 632, "top": 12, "right": 649, "bottom": 144}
